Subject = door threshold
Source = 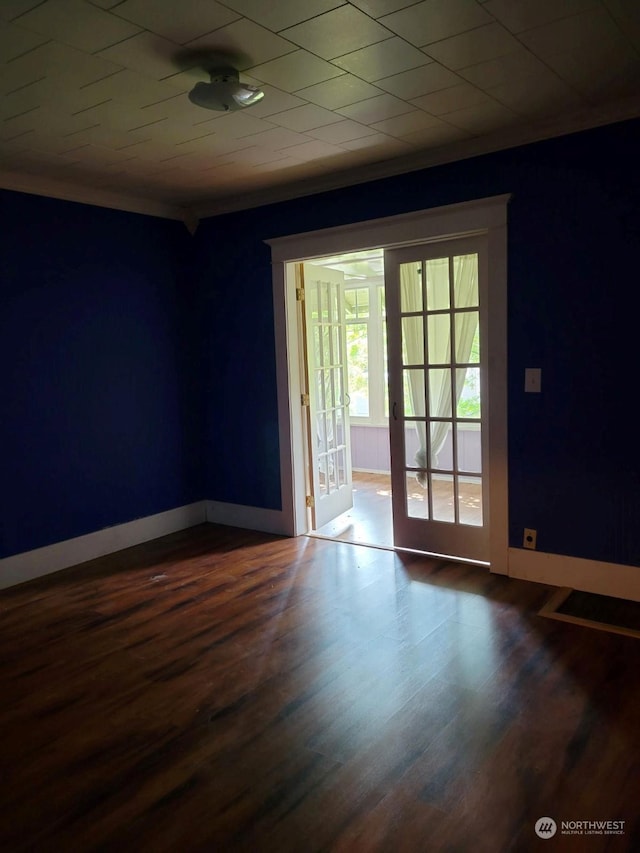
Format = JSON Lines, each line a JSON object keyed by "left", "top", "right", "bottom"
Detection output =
{"left": 304, "top": 532, "right": 489, "bottom": 567}
{"left": 305, "top": 532, "right": 395, "bottom": 552}
{"left": 392, "top": 545, "right": 490, "bottom": 567}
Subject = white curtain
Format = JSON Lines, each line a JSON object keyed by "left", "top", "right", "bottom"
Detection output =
{"left": 400, "top": 256, "right": 478, "bottom": 486}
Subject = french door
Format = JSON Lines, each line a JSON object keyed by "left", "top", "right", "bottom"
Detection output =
{"left": 302, "top": 263, "right": 353, "bottom": 529}
{"left": 384, "top": 236, "right": 489, "bottom": 562}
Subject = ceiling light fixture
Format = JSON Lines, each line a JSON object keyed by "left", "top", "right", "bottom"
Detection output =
{"left": 188, "top": 66, "right": 264, "bottom": 113}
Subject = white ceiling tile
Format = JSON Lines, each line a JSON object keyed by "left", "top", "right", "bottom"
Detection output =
{"left": 0, "top": 133, "right": 35, "bottom": 154}
{"left": 542, "top": 43, "right": 640, "bottom": 98}
{"left": 245, "top": 85, "right": 307, "bottom": 117}
{"left": 604, "top": 0, "right": 640, "bottom": 53}
{"left": 327, "top": 131, "right": 379, "bottom": 149}
{"left": 91, "top": 131, "right": 154, "bottom": 151}
{"left": 280, "top": 6, "right": 390, "bottom": 60}
{"left": 234, "top": 126, "right": 312, "bottom": 150}
{"left": 333, "top": 37, "right": 431, "bottom": 82}
{"left": 0, "top": 89, "right": 37, "bottom": 119}
{"left": 114, "top": 159, "right": 173, "bottom": 175}
{"left": 132, "top": 150, "right": 189, "bottom": 169}
{"left": 53, "top": 125, "right": 153, "bottom": 151}
{"left": 517, "top": 7, "right": 628, "bottom": 58}
{"left": 375, "top": 63, "right": 462, "bottom": 98}
{"left": 78, "top": 70, "right": 187, "bottom": 109}
{"left": 370, "top": 109, "right": 445, "bottom": 135}
{"left": 216, "top": 0, "right": 346, "bottom": 32}
{"left": 172, "top": 131, "right": 254, "bottom": 153}
{"left": 184, "top": 18, "right": 297, "bottom": 69}
{"left": 151, "top": 66, "right": 211, "bottom": 93}
{"left": 149, "top": 150, "right": 230, "bottom": 170}
{"left": 88, "top": 0, "right": 126, "bottom": 8}
{"left": 379, "top": 0, "right": 492, "bottom": 48}
{"left": 134, "top": 147, "right": 201, "bottom": 166}
{"left": 0, "top": 20, "right": 48, "bottom": 60}
{"left": 136, "top": 93, "right": 212, "bottom": 125}
{"left": 167, "top": 134, "right": 217, "bottom": 158}
{"left": 250, "top": 156, "right": 308, "bottom": 172}
{"left": 488, "top": 74, "right": 585, "bottom": 115}
{"left": 229, "top": 147, "right": 292, "bottom": 165}
{"left": 401, "top": 122, "right": 470, "bottom": 146}
{"left": 6, "top": 41, "right": 122, "bottom": 87}
{"left": 113, "top": 0, "right": 240, "bottom": 44}
{"left": 2, "top": 105, "right": 106, "bottom": 138}
{"left": 443, "top": 100, "right": 519, "bottom": 132}
{"left": 191, "top": 111, "right": 278, "bottom": 138}
{"left": 1, "top": 76, "right": 115, "bottom": 117}
{"left": 249, "top": 50, "right": 344, "bottom": 91}
{"left": 349, "top": 0, "right": 424, "bottom": 16}
{"left": 424, "top": 23, "right": 522, "bottom": 69}
{"left": 0, "top": 114, "right": 38, "bottom": 141}
{"left": 337, "top": 92, "right": 415, "bottom": 123}
{"left": 412, "top": 82, "right": 492, "bottom": 115}
{"left": 71, "top": 99, "right": 166, "bottom": 132}
{"left": 1, "top": 149, "right": 79, "bottom": 171}
{"left": 98, "top": 32, "right": 191, "bottom": 79}
{"left": 295, "top": 75, "right": 381, "bottom": 109}
{"left": 268, "top": 104, "right": 341, "bottom": 132}
{"left": 457, "top": 49, "right": 552, "bottom": 89}
{"left": 0, "top": 61, "right": 43, "bottom": 96}
{"left": 278, "top": 139, "right": 346, "bottom": 161}
{"left": 135, "top": 127, "right": 205, "bottom": 149}
{"left": 58, "top": 142, "right": 139, "bottom": 165}
{"left": 14, "top": 0, "right": 141, "bottom": 53}
{"left": 0, "top": 0, "right": 53, "bottom": 21}
{"left": 340, "top": 133, "right": 412, "bottom": 153}
{"left": 305, "top": 119, "right": 378, "bottom": 143}
{"left": 483, "top": 0, "right": 598, "bottom": 34}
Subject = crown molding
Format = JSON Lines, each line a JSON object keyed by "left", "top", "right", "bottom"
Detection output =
{"left": 0, "top": 170, "right": 185, "bottom": 221}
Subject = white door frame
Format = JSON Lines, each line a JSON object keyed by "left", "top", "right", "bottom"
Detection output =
{"left": 266, "top": 194, "right": 510, "bottom": 573}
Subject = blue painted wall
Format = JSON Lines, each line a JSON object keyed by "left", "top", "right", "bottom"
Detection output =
{"left": 194, "top": 117, "right": 640, "bottom": 567}
{"left": 0, "top": 190, "right": 203, "bottom": 558}
{"left": 2, "top": 118, "right": 639, "bottom": 570}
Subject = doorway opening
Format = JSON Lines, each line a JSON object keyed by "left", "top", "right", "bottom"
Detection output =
{"left": 299, "top": 244, "right": 486, "bottom": 554}
{"left": 267, "top": 196, "right": 510, "bottom": 573}
{"left": 301, "top": 249, "right": 393, "bottom": 549}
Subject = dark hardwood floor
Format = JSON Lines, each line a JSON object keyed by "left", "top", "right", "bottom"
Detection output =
{"left": 1, "top": 524, "right": 639, "bottom": 852}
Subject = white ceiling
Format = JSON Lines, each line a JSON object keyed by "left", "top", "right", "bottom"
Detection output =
{"left": 1, "top": 0, "right": 639, "bottom": 220}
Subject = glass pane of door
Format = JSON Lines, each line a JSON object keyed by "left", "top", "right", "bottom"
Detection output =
{"left": 303, "top": 264, "right": 353, "bottom": 529}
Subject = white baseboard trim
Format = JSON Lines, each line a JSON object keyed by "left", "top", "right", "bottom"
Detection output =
{"left": 206, "top": 501, "right": 293, "bottom": 536}
{"left": 508, "top": 548, "right": 640, "bottom": 602}
{"left": 0, "top": 502, "right": 207, "bottom": 590}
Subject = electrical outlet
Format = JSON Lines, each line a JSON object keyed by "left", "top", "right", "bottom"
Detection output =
{"left": 523, "top": 528, "right": 537, "bottom": 549}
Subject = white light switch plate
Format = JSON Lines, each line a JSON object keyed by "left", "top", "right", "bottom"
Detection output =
{"left": 524, "top": 368, "right": 541, "bottom": 392}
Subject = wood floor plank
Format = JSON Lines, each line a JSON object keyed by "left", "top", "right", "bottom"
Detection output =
{"left": 1, "top": 523, "right": 639, "bottom": 852}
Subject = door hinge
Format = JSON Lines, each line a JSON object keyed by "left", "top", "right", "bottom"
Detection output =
{"left": 301, "top": 393, "right": 310, "bottom": 406}
{"left": 296, "top": 287, "right": 305, "bottom": 301}
{"left": 306, "top": 495, "right": 315, "bottom": 508}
